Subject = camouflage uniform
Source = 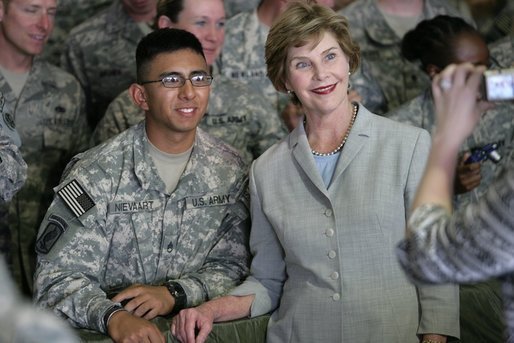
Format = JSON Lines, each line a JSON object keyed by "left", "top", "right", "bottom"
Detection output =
{"left": 221, "top": 9, "right": 289, "bottom": 115}
{"left": 224, "top": 0, "right": 260, "bottom": 18}
{"left": 0, "top": 58, "right": 89, "bottom": 294}
{"left": 0, "top": 126, "right": 27, "bottom": 204}
{"left": 92, "top": 74, "right": 287, "bottom": 164}
{"left": 0, "top": 90, "right": 27, "bottom": 202}
{"left": 490, "top": 35, "right": 514, "bottom": 68}
{"left": 339, "top": 0, "right": 471, "bottom": 113}
{"left": 387, "top": 88, "right": 514, "bottom": 210}
{"left": 34, "top": 122, "right": 251, "bottom": 334}
{"left": 61, "top": 1, "right": 146, "bottom": 128}
{"left": 0, "top": 257, "right": 79, "bottom": 343}
{"left": 41, "top": 0, "right": 114, "bottom": 66}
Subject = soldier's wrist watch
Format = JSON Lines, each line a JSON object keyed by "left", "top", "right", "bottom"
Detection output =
{"left": 165, "top": 281, "right": 187, "bottom": 314}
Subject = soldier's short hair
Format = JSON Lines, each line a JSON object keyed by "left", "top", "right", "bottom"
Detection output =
{"left": 135, "top": 28, "right": 206, "bottom": 83}
{"left": 265, "top": 0, "right": 360, "bottom": 103}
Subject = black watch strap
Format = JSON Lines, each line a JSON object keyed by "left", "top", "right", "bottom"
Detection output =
{"left": 165, "top": 281, "right": 187, "bottom": 314}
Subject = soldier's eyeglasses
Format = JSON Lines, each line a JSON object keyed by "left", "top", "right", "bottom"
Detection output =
{"left": 140, "top": 74, "right": 213, "bottom": 88}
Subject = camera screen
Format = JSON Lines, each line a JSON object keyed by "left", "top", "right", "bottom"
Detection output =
{"left": 484, "top": 68, "right": 514, "bottom": 101}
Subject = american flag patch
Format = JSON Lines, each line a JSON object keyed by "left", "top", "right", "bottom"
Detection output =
{"left": 57, "top": 180, "right": 95, "bottom": 217}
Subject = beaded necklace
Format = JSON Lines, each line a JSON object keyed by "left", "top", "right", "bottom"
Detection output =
{"left": 308, "top": 103, "right": 358, "bottom": 157}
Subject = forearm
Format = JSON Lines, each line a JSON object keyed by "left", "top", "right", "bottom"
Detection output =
{"left": 201, "top": 295, "right": 254, "bottom": 322}
{"left": 410, "top": 135, "right": 461, "bottom": 223}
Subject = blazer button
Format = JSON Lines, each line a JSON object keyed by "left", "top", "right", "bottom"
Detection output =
{"left": 330, "top": 271, "right": 339, "bottom": 280}
{"left": 325, "top": 228, "right": 335, "bottom": 237}
{"left": 332, "top": 293, "right": 341, "bottom": 301}
{"left": 324, "top": 209, "right": 333, "bottom": 217}
{"left": 328, "top": 250, "right": 337, "bottom": 259}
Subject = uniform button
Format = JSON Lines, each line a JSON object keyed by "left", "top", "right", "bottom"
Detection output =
{"left": 328, "top": 250, "right": 337, "bottom": 259}
{"left": 325, "top": 228, "right": 335, "bottom": 237}
{"left": 324, "top": 209, "right": 333, "bottom": 217}
{"left": 331, "top": 272, "right": 339, "bottom": 280}
{"left": 332, "top": 293, "right": 340, "bottom": 301}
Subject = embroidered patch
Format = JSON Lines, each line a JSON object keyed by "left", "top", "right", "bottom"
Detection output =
{"left": 58, "top": 180, "right": 95, "bottom": 217}
{"left": 185, "top": 193, "right": 235, "bottom": 209}
{"left": 108, "top": 199, "right": 160, "bottom": 214}
{"left": 3, "top": 111, "right": 15, "bottom": 130}
{"left": 35, "top": 214, "right": 68, "bottom": 255}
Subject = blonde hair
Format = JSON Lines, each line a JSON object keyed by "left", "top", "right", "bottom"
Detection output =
{"left": 265, "top": 0, "right": 360, "bottom": 99}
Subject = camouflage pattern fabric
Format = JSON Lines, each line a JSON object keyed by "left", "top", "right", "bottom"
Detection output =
{"left": 224, "top": 0, "right": 260, "bottom": 18}
{"left": 221, "top": 9, "right": 289, "bottom": 116}
{"left": 61, "top": 1, "right": 145, "bottom": 128}
{"left": 387, "top": 88, "right": 514, "bottom": 211}
{"left": 34, "top": 122, "right": 251, "bottom": 334}
{"left": 350, "top": 57, "right": 388, "bottom": 115}
{"left": 0, "top": 127, "right": 27, "bottom": 203}
{"left": 0, "top": 257, "right": 79, "bottom": 343}
{"left": 40, "top": 0, "right": 114, "bottom": 66}
{"left": 92, "top": 74, "right": 287, "bottom": 164}
{"left": 0, "top": 58, "right": 89, "bottom": 295}
{"left": 339, "top": 0, "right": 472, "bottom": 113}
{"left": 489, "top": 35, "right": 514, "bottom": 68}
{"left": 0, "top": 90, "right": 27, "bottom": 202}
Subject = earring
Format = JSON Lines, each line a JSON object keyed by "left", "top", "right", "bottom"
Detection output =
{"left": 287, "top": 89, "right": 293, "bottom": 94}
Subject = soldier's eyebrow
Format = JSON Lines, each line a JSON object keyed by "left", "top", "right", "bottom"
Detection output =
{"left": 158, "top": 70, "right": 209, "bottom": 78}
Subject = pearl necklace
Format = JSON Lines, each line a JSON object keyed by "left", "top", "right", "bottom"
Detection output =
{"left": 309, "top": 103, "right": 358, "bottom": 157}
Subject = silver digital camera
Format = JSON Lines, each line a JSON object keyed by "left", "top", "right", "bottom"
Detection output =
{"left": 483, "top": 68, "right": 514, "bottom": 101}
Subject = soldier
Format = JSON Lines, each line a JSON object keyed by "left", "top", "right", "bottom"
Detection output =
{"left": 34, "top": 28, "right": 251, "bottom": 342}
{"left": 92, "top": 0, "right": 287, "bottom": 165}
{"left": 340, "top": 0, "right": 473, "bottom": 113}
{"left": 0, "top": 0, "right": 89, "bottom": 295}
{"left": 387, "top": 17, "right": 513, "bottom": 342}
{"left": 61, "top": 0, "right": 156, "bottom": 128}
{"left": 388, "top": 15, "right": 514, "bottom": 209}
{"left": 41, "top": 0, "right": 113, "bottom": 65}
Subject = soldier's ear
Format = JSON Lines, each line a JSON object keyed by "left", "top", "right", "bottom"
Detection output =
{"left": 426, "top": 64, "right": 441, "bottom": 79}
{"left": 157, "top": 15, "right": 173, "bottom": 29}
{"left": 130, "top": 83, "right": 149, "bottom": 111}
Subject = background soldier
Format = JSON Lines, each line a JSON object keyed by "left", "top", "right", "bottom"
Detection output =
{"left": 61, "top": 0, "right": 156, "bottom": 128}
{"left": 0, "top": 0, "right": 89, "bottom": 294}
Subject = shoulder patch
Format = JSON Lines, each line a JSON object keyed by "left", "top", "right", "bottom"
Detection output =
{"left": 35, "top": 214, "right": 68, "bottom": 255}
{"left": 3, "top": 111, "right": 15, "bottom": 131}
{"left": 58, "top": 179, "right": 95, "bottom": 217}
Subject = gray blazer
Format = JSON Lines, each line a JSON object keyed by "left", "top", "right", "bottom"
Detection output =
{"left": 232, "top": 105, "right": 460, "bottom": 342}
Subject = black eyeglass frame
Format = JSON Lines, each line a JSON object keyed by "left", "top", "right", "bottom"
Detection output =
{"left": 139, "top": 74, "right": 213, "bottom": 88}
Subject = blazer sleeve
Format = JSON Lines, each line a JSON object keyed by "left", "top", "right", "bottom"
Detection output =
{"left": 230, "top": 161, "right": 286, "bottom": 317}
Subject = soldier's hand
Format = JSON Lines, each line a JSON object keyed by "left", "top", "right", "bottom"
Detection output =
{"left": 171, "top": 305, "right": 215, "bottom": 343}
{"left": 454, "top": 153, "right": 481, "bottom": 194}
{"left": 107, "top": 310, "right": 165, "bottom": 343}
{"left": 113, "top": 284, "right": 175, "bottom": 320}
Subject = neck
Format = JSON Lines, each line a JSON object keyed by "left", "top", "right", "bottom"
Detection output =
{"left": 124, "top": 7, "right": 156, "bottom": 23}
{"left": 305, "top": 101, "right": 357, "bottom": 155}
{"left": 145, "top": 124, "right": 196, "bottom": 154}
{"left": 257, "top": 0, "right": 286, "bottom": 27}
{"left": 377, "top": 0, "right": 423, "bottom": 16}
{"left": 0, "top": 37, "right": 34, "bottom": 73}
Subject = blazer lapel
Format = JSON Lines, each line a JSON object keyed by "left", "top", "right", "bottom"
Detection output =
{"left": 331, "top": 105, "right": 371, "bottom": 185}
{"left": 291, "top": 122, "right": 331, "bottom": 196}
